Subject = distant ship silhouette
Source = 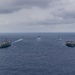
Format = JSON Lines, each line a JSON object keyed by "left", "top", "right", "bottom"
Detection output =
{"left": 37, "top": 36, "right": 41, "bottom": 40}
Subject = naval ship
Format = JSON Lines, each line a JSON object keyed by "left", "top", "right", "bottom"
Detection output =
{"left": 0, "top": 40, "right": 11, "bottom": 48}
{"left": 0, "top": 38, "right": 23, "bottom": 49}
{"left": 65, "top": 41, "right": 75, "bottom": 47}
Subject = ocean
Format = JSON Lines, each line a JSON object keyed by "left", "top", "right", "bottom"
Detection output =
{"left": 0, "top": 33, "right": 75, "bottom": 75}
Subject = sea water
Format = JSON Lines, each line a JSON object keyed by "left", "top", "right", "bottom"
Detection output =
{"left": 0, "top": 33, "right": 75, "bottom": 75}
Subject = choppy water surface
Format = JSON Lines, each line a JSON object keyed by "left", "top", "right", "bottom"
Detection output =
{"left": 0, "top": 33, "right": 75, "bottom": 75}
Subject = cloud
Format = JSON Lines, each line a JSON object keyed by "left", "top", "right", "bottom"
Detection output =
{"left": 0, "top": 0, "right": 75, "bottom": 32}
{"left": 0, "top": 0, "right": 52, "bottom": 14}
{"left": 52, "top": 0, "right": 75, "bottom": 24}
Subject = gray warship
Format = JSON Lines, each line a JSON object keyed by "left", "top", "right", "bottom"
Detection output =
{"left": 0, "top": 40, "right": 11, "bottom": 48}
{"left": 0, "top": 38, "right": 23, "bottom": 49}
{"left": 65, "top": 41, "right": 75, "bottom": 47}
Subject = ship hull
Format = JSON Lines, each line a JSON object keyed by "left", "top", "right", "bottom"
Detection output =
{"left": 65, "top": 41, "right": 75, "bottom": 47}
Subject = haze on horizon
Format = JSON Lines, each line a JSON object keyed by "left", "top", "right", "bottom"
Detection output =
{"left": 0, "top": 0, "right": 75, "bottom": 33}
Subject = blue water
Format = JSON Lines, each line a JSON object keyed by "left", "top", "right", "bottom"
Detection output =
{"left": 0, "top": 33, "right": 75, "bottom": 75}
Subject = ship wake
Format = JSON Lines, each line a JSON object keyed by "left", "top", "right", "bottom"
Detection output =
{"left": 12, "top": 38, "right": 23, "bottom": 44}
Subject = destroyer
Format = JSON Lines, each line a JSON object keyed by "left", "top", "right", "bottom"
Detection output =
{"left": 0, "top": 40, "right": 11, "bottom": 48}
{"left": 65, "top": 41, "right": 75, "bottom": 47}
{"left": 0, "top": 38, "right": 23, "bottom": 49}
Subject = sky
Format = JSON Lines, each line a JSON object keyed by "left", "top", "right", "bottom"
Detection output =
{"left": 0, "top": 0, "right": 75, "bottom": 33}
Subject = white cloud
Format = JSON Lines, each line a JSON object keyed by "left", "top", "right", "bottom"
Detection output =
{"left": 0, "top": 0, "right": 75, "bottom": 32}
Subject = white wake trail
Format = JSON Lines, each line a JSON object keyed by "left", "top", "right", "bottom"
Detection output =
{"left": 12, "top": 38, "right": 23, "bottom": 44}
